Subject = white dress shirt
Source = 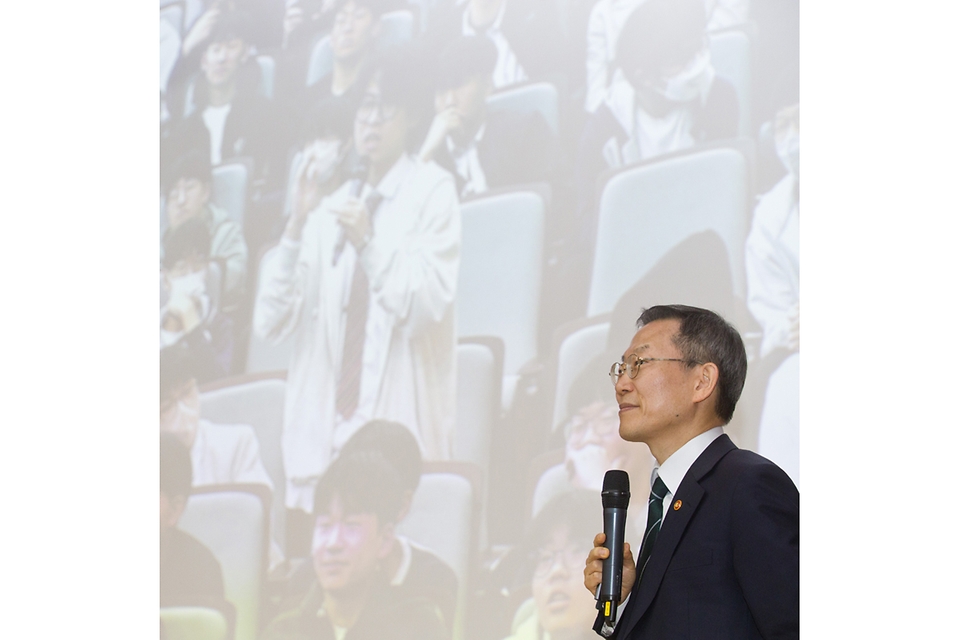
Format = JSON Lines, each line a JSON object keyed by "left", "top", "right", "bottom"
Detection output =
{"left": 446, "top": 124, "right": 489, "bottom": 197}
{"left": 202, "top": 103, "right": 232, "bottom": 166}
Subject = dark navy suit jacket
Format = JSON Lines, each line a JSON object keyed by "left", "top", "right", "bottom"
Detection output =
{"left": 596, "top": 434, "right": 799, "bottom": 639}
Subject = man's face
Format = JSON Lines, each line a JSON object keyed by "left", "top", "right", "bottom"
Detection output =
{"left": 434, "top": 75, "right": 490, "bottom": 130}
{"left": 160, "top": 490, "right": 185, "bottom": 534}
{"left": 354, "top": 77, "right": 410, "bottom": 167}
{"left": 201, "top": 37, "right": 248, "bottom": 87}
{"left": 166, "top": 177, "right": 210, "bottom": 229}
{"left": 532, "top": 526, "right": 598, "bottom": 634}
{"left": 159, "top": 380, "right": 201, "bottom": 450}
{"left": 564, "top": 401, "right": 630, "bottom": 491}
{"left": 331, "top": 1, "right": 377, "bottom": 61}
{"left": 615, "top": 319, "right": 699, "bottom": 445}
{"left": 312, "top": 494, "right": 390, "bottom": 593}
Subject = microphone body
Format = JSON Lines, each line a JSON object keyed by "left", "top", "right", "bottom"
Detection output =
{"left": 332, "top": 162, "right": 368, "bottom": 266}
{"left": 599, "top": 469, "right": 630, "bottom": 625}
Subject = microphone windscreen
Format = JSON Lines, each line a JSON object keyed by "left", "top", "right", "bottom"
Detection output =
{"left": 601, "top": 469, "right": 630, "bottom": 508}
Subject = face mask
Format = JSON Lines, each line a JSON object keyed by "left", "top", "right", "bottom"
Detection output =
{"left": 661, "top": 48, "right": 715, "bottom": 104}
{"left": 168, "top": 270, "right": 207, "bottom": 301}
{"left": 776, "top": 128, "right": 800, "bottom": 179}
{"left": 566, "top": 443, "right": 611, "bottom": 491}
{"left": 161, "top": 399, "right": 199, "bottom": 447}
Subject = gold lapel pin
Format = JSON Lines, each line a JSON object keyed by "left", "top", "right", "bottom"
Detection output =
{"left": 673, "top": 499, "right": 682, "bottom": 511}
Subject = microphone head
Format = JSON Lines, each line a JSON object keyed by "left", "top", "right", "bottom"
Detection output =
{"left": 601, "top": 469, "right": 630, "bottom": 509}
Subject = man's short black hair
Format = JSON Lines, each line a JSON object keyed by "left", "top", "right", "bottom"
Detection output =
{"left": 160, "top": 432, "right": 193, "bottom": 498}
{"left": 565, "top": 352, "right": 619, "bottom": 424}
{"left": 637, "top": 304, "right": 747, "bottom": 424}
{"left": 163, "top": 217, "right": 211, "bottom": 270}
{"left": 160, "top": 343, "right": 199, "bottom": 404}
{"left": 332, "top": 0, "right": 396, "bottom": 20}
{"left": 207, "top": 9, "right": 252, "bottom": 46}
{"left": 366, "top": 42, "right": 433, "bottom": 145}
{"left": 313, "top": 450, "right": 406, "bottom": 525}
{"left": 519, "top": 490, "right": 597, "bottom": 579}
{"left": 616, "top": 0, "right": 706, "bottom": 80}
{"left": 337, "top": 420, "right": 422, "bottom": 494}
{"left": 162, "top": 150, "right": 212, "bottom": 192}
{"left": 435, "top": 36, "right": 497, "bottom": 91}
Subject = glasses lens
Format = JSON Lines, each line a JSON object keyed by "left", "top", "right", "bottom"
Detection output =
{"left": 625, "top": 355, "right": 640, "bottom": 379}
{"left": 609, "top": 362, "right": 622, "bottom": 385}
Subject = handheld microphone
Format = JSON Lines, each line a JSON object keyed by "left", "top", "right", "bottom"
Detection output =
{"left": 332, "top": 160, "right": 369, "bottom": 266}
{"left": 599, "top": 469, "right": 630, "bottom": 624}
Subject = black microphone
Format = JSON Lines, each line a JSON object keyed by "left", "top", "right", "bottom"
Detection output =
{"left": 599, "top": 469, "right": 630, "bottom": 624}
{"left": 332, "top": 160, "right": 369, "bottom": 266}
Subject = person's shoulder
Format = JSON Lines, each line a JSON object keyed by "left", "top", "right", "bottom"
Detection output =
{"left": 408, "top": 541, "right": 458, "bottom": 583}
{"left": 719, "top": 445, "right": 799, "bottom": 496}
{"left": 752, "top": 175, "right": 796, "bottom": 232}
{"left": 168, "top": 527, "right": 222, "bottom": 569}
{"left": 410, "top": 157, "right": 460, "bottom": 198}
{"left": 197, "top": 419, "right": 258, "bottom": 443}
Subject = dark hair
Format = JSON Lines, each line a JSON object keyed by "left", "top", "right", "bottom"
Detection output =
{"left": 616, "top": 0, "right": 705, "bottom": 80}
{"left": 435, "top": 36, "right": 497, "bottom": 91}
{"left": 160, "top": 432, "right": 193, "bottom": 498}
{"left": 565, "top": 352, "right": 618, "bottom": 423}
{"left": 299, "top": 96, "right": 358, "bottom": 144}
{"left": 636, "top": 305, "right": 747, "bottom": 423}
{"left": 313, "top": 450, "right": 406, "bottom": 525}
{"left": 207, "top": 9, "right": 252, "bottom": 46}
{"left": 520, "top": 490, "right": 597, "bottom": 579}
{"left": 364, "top": 43, "right": 433, "bottom": 148}
{"left": 163, "top": 217, "right": 211, "bottom": 270}
{"left": 162, "top": 150, "right": 212, "bottom": 192}
{"left": 160, "top": 343, "right": 199, "bottom": 404}
{"left": 338, "top": 420, "right": 422, "bottom": 494}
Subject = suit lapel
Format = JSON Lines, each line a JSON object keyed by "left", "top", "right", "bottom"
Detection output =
{"left": 616, "top": 435, "right": 737, "bottom": 639}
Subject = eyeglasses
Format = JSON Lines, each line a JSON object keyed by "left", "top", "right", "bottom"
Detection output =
{"left": 357, "top": 98, "right": 399, "bottom": 123}
{"left": 565, "top": 404, "right": 619, "bottom": 445}
{"left": 532, "top": 547, "right": 587, "bottom": 577}
{"left": 608, "top": 354, "right": 698, "bottom": 385}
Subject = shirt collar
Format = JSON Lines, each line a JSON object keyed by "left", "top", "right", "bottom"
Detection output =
{"left": 373, "top": 153, "right": 413, "bottom": 200}
{"left": 653, "top": 426, "right": 724, "bottom": 495}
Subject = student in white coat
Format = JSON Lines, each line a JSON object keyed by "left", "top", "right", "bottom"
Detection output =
{"left": 254, "top": 44, "right": 461, "bottom": 519}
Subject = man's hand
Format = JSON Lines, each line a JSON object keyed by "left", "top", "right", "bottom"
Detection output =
{"left": 329, "top": 197, "right": 372, "bottom": 250}
{"left": 284, "top": 140, "right": 344, "bottom": 241}
{"left": 182, "top": 8, "right": 221, "bottom": 57}
{"left": 418, "top": 107, "right": 462, "bottom": 162}
{"left": 583, "top": 532, "right": 635, "bottom": 605}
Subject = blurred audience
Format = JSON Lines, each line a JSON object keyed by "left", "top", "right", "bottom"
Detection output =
{"left": 254, "top": 44, "right": 460, "bottom": 516}
{"left": 160, "top": 433, "right": 236, "bottom": 633}
{"left": 419, "top": 36, "right": 556, "bottom": 198}
{"left": 261, "top": 451, "right": 448, "bottom": 639}
{"left": 162, "top": 150, "right": 248, "bottom": 313}
{"left": 746, "top": 102, "right": 799, "bottom": 486}
{"left": 428, "top": 0, "right": 562, "bottom": 88}
{"left": 160, "top": 344, "right": 273, "bottom": 490}
{"left": 506, "top": 491, "right": 598, "bottom": 640}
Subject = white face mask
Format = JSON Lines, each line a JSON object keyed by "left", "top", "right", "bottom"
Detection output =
{"left": 566, "top": 443, "right": 612, "bottom": 491}
{"left": 161, "top": 399, "right": 200, "bottom": 448}
{"left": 168, "top": 270, "right": 207, "bottom": 301}
{"left": 661, "top": 48, "right": 715, "bottom": 104}
{"left": 776, "top": 128, "right": 800, "bottom": 179}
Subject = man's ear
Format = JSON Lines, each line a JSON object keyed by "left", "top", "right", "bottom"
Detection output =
{"left": 395, "top": 490, "right": 414, "bottom": 522}
{"left": 377, "top": 521, "right": 396, "bottom": 559}
{"left": 691, "top": 362, "right": 720, "bottom": 406}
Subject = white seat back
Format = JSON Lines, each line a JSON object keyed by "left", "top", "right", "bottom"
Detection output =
{"left": 587, "top": 147, "right": 750, "bottom": 316}
{"left": 551, "top": 321, "right": 610, "bottom": 431}
{"left": 486, "top": 81, "right": 559, "bottom": 135}
{"left": 454, "top": 341, "right": 498, "bottom": 473}
{"left": 211, "top": 162, "right": 248, "bottom": 228}
{"left": 709, "top": 29, "right": 753, "bottom": 138}
{"left": 179, "top": 490, "right": 266, "bottom": 640}
{"left": 160, "top": 607, "right": 228, "bottom": 640}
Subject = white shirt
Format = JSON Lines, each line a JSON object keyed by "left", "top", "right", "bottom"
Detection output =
{"left": 585, "top": 0, "right": 642, "bottom": 113}
{"left": 254, "top": 154, "right": 461, "bottom": 510}
{"left": 446, "top": 124, "right": 489, "bottom": 197}
{"left": 159, "top": 18, "right": 181, "bottom": 95}
{"left": 190, "top": 419, "right": 274, "bottom": 490}
{"left": 202, "top": 103, "right": 232, "bottom": 166}
{"left": 462, "top": 1, "right": 528, "bottom": 88}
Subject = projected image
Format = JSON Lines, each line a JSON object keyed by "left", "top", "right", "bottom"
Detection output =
{"left": 158, "top": 0, "right": 798, "bottom": 637}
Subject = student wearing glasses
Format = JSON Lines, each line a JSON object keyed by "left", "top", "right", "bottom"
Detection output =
{"left": 582, "top": 305, "right": 798, "bottom": 639}
{"left": 254, "top": 43, "right": 461, "bottom": 534}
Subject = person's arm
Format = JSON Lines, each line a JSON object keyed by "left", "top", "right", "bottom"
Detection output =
{"left": 359, "top": 171, "right": 461, "bottom": 337}
{"left": 731, "top": 462, "right": 800, "bottom": 640}
{"left": 252, "top": 234, "right": 310, "bottom": 344}
{"left": 210, "top": 216, "right": 249, "bottom": 309}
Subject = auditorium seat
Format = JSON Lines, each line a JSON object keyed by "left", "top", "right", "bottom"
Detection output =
{"left": 179, "top": 486, "right": 269, "bottom": 640}
{"left": 454, "top": 338, "right": 503, "bottom": 478}
{"left": 457, "top": 189, "right": 545, "bottom": 410}
{"left": 548, "top": 316, "right": 611, "bottom": 433}
{"left": 199, "top": 373, "right": 287, "bottom": 556}
{"left": 245, "top": 244, "right": 295, "bottom": 374}
{"left": 256, "top": 54, "right": 275, "bottom": 100}
{"left": 160, "top": 607, "right": 229, "bottom": 640}
{"left": 306, "top": 36, "right": 334, "bottom": 87}
{"left": 307, "top": 11, "right": 414, "bottom": 87}
{"left": 709, "top": 27, "right": 754, "bottom": 138}
{"left": 587, "top": 145, "right": 751, "bottom": 317}
{"left": 486, "top": 81, "right": 560, "bottom": 136}
{"left": 397, "top": 462, "right": 480, "bottom": 640}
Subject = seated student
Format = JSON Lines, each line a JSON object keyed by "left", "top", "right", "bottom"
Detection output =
{"left": 746, "top": 102, "right": 799, "bottom": 487}
{"left": 160, "top": 217, "right": 235, "bottom": 380}
{"left": 160, "top": 344, "right": 273, "bottom": 491}
{"left": 162, "top": 149, "right": 248, "bottom": 312}
{"left": 261, "top": 451, "right": 448, "bottom": 639}
{"left": 427, "top": 0, "right": 562, "bottom": 89}
{"left": 160, "top": 433, "right": 236, "bottom": 633}
{"left": 504, "top": 491, "right": 599, "bottom": 640}
{"left": 254, "top": 43, "right": 460, "bottom": 517}
{"left": 166, "top": 10, "right": 280, "bottom": 182}
{"left": 418, "top": 36, "right": 556, "bottom": 198}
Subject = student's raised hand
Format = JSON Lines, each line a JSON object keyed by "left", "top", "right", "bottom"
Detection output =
{"left": 182, "top": 8, "right": 221, "bottom": 57}
{"left": 583, "top": 532, "right": 635, "bottom": 605}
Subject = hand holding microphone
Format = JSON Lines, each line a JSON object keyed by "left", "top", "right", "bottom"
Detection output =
{"left": 583, "top": 470, "right": 635, "bottom": 625}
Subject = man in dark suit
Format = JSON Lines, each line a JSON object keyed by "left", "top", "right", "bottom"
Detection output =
{"left": 583, "top": 305, "right": 799, "bottom": 639}
{"left": 418, "top": 35, "right": 557, "bottom": 198}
